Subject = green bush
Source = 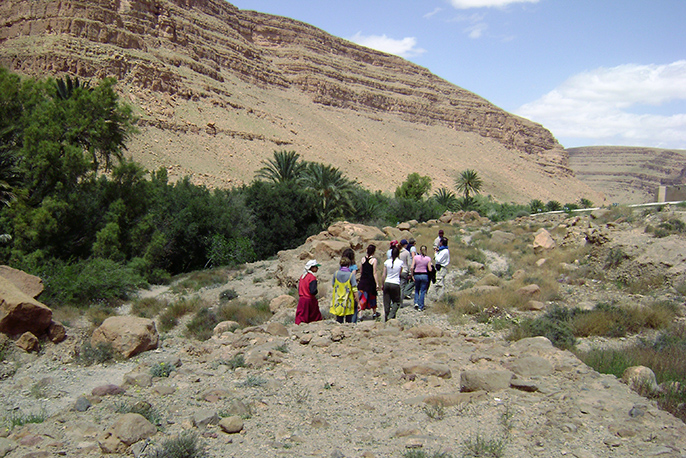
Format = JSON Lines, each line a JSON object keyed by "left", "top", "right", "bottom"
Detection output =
{"left": 25, "top": 257, "right": 145, "bottom": 307}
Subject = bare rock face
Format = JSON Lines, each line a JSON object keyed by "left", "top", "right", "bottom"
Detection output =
{"left": 0, "top": 276, "right": 52, "bottom": 336}
{"left": 91, "top": 316, "right": 159, "bottom": 358}
{"left": 0, "top": 266, "right": 44, "bottom": 299}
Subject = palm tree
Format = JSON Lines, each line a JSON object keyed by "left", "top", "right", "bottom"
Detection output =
{"left": 433, "top": 187, "right": 458, "bottom": 211}
{"left": 455, "top": 169, "right": 483, "bottom": 201}
{"left": 302, "top": 162, "right": 356, "bottom": 225}
{"left": 255, "top": 150, "right": 305, "bottom": 184}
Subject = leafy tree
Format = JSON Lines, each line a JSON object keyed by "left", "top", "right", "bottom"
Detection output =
{"left": 302, "top": 162, "right": 357, "bottom": 226}
{"left": 455, "top": 169, "right": 483, "bottom": 201}
{"left": 395, "top": 173, "right": 431, "bottom": 201}
{"left": 244, "top": 181, "right": 317, "bottom": 259}
{"left": 255, "top": 150, "right": 306, "bottom": 184}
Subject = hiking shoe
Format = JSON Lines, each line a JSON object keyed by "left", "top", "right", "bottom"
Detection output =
{"left": 372, "top": 312, "right": 381, "bottom": 319}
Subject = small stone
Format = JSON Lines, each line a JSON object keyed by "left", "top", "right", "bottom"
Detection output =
{"left": 218, "top": 416, "right": 243, "bottom": 434}
{"left": 74, "top": 396, "right": 92, "bottom": 412}
{"left": 310, "top": 416, "right": 329, "bottom": 428}
{"left": 92, "top": 384, "right": 125, "bottom": 396}
{"left": 629, "top": 405, "right": 646, "bottom": 418}
{"left": 405, "top": 438, "right": 423, "bottom": 449}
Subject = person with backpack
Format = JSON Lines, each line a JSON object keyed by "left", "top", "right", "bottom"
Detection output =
{"left": 296, "top": 259, "right": 322, "bottom": 324}
{"left": 381, "top": 246, "right": 404, "bottom": 321}
{"left": 330, "top": 257, "right": 358, "bottom": 323}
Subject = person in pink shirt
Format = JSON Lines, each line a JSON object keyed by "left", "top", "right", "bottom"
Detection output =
{"left": 410, "top": 245, "right": 433, "bottom": 311}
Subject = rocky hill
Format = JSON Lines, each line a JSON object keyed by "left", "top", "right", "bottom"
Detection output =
{"left": 0, "top": 0, "right": 604, "bottom": 204}
{"left": 567, "top": 146, "right": 686, "bottom": 204}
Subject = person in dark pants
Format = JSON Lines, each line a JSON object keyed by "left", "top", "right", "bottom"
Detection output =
{"left": 411, "top": 245, "right": 433, "bottom": 311}
{"left": 381, "top": 246, "right": 403, "bottom": 321}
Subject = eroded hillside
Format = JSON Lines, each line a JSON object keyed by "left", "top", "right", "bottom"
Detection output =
{"left": 0, "top": 0, "right": 603, "bottom": 203}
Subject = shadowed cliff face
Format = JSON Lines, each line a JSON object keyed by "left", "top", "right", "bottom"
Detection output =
{"left": 1, "top": 0, "right": 601, "bottom": 203}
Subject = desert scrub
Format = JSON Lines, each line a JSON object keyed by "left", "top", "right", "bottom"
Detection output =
{"left": 508, "top": 305, "right": 577, "bottom": 350}
{"left": 185, "top": 307, "right": 218, "bottom": 341}
{"left": 131, "top": 297, "right": 168, "bottom": 318}
{"left": 150, "top": 431, "right": 208, "bottom": 458}
{"left": 223, "top": 354, "right": 245, "bottom": 369}
{"left": 150, "top": 361, "right": 174, "bottom": 378}
{"left": 462, "top": 434, "right": 506, "bottom": 458}
{"left": 216, "top": 299, "right": 271, "bottom": 328}
{"left": 2, "top": 408, "right": 48, "bottom": 430}
{"left": 434, "top": 287, "right": 528, "bottom": 322}
{"left": 510, "top": 301, "right": 678, "bottom": 349}
{"left": 576, "top": 322, "right": 686, "bottom": 422}
{"left": 77, "top": 341, "right": 117, "bottom": 366}
{"left": 219, "top": 288, "right": 239, "bottom": 302}
{"left": 619, "top": 273, "right": 667, "bottom": 295}
{"left": 605, "top": 247, "right": 629, "bottom": 268}
{"left": 171, "top": 269, "right": 226, "bottom": 294}
{"left": 422, "top": 403, "right": 446, "bottom": 420}
{"left": 403, "top": 451, "right": 453, "bottom": 458}
{"left": 114, "top": 400, "right": 162, "bottom": 426}
{"left": 238, "top": 375, "right": 267, "bottom": 388}
{"left": 158, "top": 296, "right": 207, "bottom": 333}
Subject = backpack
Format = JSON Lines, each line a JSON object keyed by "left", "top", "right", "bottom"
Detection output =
{"left": 330, "top": 273, "right": 355, "bottom": 317}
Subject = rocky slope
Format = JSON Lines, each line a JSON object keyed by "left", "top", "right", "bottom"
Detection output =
{"left": 2, "top": 211, "right": 686, "bottom": 457}
{"left": 567, "top": 146, "right": 686, "bottom": 204}
{"left": 0, "top": 0, "right": 603, "bottom": 203}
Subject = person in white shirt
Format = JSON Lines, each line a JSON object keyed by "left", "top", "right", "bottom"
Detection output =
{"left": 433, "top": 229, "right": 444, "bottom": 249}
{"left": 381, "top": 246, "right": 404, "bottom": 321}
{"left": 433, "top": 237, "right": 450, "bottom": 299}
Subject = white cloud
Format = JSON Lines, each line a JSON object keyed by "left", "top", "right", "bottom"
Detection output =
{"left": 449, "top": 0, "right": 539, "bottom": 9}
{"left": 517, "top": 61, "right": 686, "bottom": 148}
{"left": 466, "top": 22, "right": 488, "bottom": 38}
{"left": 424, "top": 7, "right": 443, "bottom": 19}
{"left": 349, "top": 32, "right": 426, "bottom": 58}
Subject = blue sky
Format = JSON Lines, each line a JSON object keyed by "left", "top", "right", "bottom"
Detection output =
{"left": 229, "top": 0, "right": 686, "bottom": 149}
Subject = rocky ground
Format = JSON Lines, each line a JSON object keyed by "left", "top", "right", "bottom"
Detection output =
{"left": 2, "top": 208, "right": 686, "bottom": 458}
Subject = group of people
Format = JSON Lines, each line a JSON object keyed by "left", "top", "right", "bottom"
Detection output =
{"left": 295, "top": 229, "right": 451, "bottom": 325}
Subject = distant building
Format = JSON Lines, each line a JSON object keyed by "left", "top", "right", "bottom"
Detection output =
{"left": 656, "top": 185, "right": 686, "bottom": 202}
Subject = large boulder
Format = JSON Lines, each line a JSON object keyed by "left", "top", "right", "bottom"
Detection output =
{"left": 533, "top": 229, "right": 556, "bottom": 251}
{"left": 91, "top": 316, "right": 159, "bottom": 358}
{"left": 0, "top": 266, "right": 44, "bottom": 298}
{"left": 0, "top": 276, "right": 52, "bottom": 336}
{"left": 460, "top": 370, "right": 513, "bottom": 392}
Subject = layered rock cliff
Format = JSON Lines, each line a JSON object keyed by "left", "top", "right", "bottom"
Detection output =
{"left": 0, "top": 0, "right": 600, "bottom": 203}
{"left": 568, "top": 147, "right": 686, "bottom": 204}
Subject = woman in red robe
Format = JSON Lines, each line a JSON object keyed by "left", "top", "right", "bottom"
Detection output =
{"left": 295, "top": 259, "right": 323, "bottom": 324}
